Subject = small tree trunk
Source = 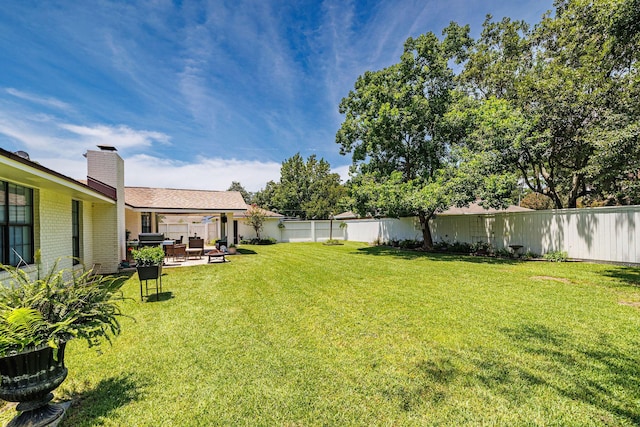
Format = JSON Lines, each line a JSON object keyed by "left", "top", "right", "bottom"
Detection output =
{"left": 418, "top": 211, "right": 434, "bottom": 251}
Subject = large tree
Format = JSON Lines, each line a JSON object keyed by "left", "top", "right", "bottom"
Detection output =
{"left": 461, "top": 0, "right": 640, "bottom": 207}
{"left": 336, "top": 24, "right": 509, "bottom": 250}
{"left": 254, "top": 153, "right": 345, "bottom": 219}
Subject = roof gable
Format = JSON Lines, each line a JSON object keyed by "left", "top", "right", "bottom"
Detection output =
{"left": 125, "top": 187, "right": 247, "bottom": 211}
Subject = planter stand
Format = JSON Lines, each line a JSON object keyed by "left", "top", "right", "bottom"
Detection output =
{"left": 136, "top": 264, "right": 163, "bottom": 300}
{"left": 0, "top": 343, "right": 69, "bottom": 427}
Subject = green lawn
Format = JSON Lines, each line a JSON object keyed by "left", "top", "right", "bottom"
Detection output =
{"left": 5, "top": 242, "right": 640, "bottom": 426}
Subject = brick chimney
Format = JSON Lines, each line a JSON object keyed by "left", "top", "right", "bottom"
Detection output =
{"left": 86, "top": 145, "right": 126, "bottom": 267}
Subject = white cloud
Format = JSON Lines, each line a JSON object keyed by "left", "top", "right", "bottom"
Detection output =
{"left": 58, "top": 123, "right": 170, "bottom": 149}
{"left": 331, "top": 163, "right": 352, "bottom": 184}
{"left": 124, "top": 154, "right": 281, "bottom": 192}
{"left": 4, "top": 88, "right": 72, "bottom": 111}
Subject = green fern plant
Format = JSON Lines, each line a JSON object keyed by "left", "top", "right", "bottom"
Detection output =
{"left": 0, "top": 259, "right": 128, "bottom": 357}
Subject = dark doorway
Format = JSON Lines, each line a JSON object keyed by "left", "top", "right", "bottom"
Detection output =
{"left": 233, "top": 220, "right": 238, "bottom": 244}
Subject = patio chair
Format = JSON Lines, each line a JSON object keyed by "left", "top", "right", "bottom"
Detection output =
{"left": 173, "top": 244, "right": 187, "bottom": 261}
{"left": 189, "top": 238, "right": 204, "bottom": 250}
{"left": 165, "top": 243, "right": 175, "bottom": 260}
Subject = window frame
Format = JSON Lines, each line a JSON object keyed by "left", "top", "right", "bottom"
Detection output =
{"left": 72, "top": 199, "right": 81, "bottom": 265}
{"left": 0, "top": 180, "right": 35, "bottom": 266}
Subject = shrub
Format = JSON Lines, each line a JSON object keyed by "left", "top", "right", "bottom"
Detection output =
{"left": 241, "top": 237, "right": 277, "bottom": 245}
{"left": 494, "top": 248, "right": 512, "bottom": 258}
{"left": 131, "top": 246, "right": 165, "bottom": 266}
{"left": 433, "top": 241, "right": 450, "bottom": 252}
{"left": 449, "top": 241, "right": 472, "bottom": 254}
{"left": 399, "top": 239, "right": 422, "bottom": 249}
{"left": 543, "top": 250, "right": 569, "bottom": 262}
{"left": 323, "top": 239, "right": 343, "bottom": 246}
{"left": 470, "top": 241, "right": 492, "bottom": 254}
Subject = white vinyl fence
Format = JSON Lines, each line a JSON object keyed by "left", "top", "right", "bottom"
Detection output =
{"left": 429, "top": 205, "right": 640, "bottom": 264}
{"left": 239, "top": 205, "right": 640, "bottom": 265}
{"left": 157, "top": 222, "right": 219, "bottom": 244}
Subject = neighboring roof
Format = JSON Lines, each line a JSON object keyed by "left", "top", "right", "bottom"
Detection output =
{"left": 0, "top": 147, "right": 116, "bottom": 202}
{"left": 124, "top": 187, "right": 248, "bottom": 212}
{"left": 334, "top": 203, "right": 532, "bottom": 219}
{"left": 334, "top": 211, "right": 359, "bottom": 220}
{"left": 438, "top": 202, "right": 533, "bottom": 215}
{"left": 235, "top": 205, "right": 284, "bottom": 219}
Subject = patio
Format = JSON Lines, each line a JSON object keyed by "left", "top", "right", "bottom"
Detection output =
{"left": 162, "top": 244, "right": 232, "bottom": 268}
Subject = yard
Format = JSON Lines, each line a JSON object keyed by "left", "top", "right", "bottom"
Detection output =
{"left": 4, "top": 242, "right": 640, "bottom": 426}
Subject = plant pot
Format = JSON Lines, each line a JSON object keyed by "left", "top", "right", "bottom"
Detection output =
{"left": 228, "top": 247, "right": 237, "bottom": 255}
{"left": 0, "top": 342, "right": 68, "bottom": 427}
{"left": 136, "top": 264, "right": 162, "bottom": 300}
{"left": 136, "top": 264, "right": 162, "bottom": 280}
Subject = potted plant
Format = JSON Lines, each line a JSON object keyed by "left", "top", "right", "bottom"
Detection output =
{"left": 131, "top": 246, "right": 165, "bottom": 281}
{"left": 0, "top": 259, "right": 126, "bottom": 427}
{"left": 228, "top": 243, "right": 237, "bottom": 255}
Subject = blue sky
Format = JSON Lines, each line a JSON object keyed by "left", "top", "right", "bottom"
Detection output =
{"left": 0, "top": 0, "right": 553, "bottom": 192}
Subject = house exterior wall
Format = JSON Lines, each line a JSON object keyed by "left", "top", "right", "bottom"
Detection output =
{"left": 32, "top": 188, "right": 113, "bottom": 273}
{"left": 82, "top": 200, "right": 94, "bottom": 269}
{"left": 126, "top": 209, "right": 142, "bottom": 238}
{"left": 37, "top": 188, "right": 74, "bottom": 272}
{"left": 91, "top": 202, "right": 120, "bottom": 273}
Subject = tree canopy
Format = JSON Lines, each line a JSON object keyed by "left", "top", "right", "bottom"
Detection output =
{"left": 253, "top": 153, "right": 345, "bottom": 219}
{"left": 336, "top": 0, "right": 639, "bottom": 250}
{"left": 336, "top": 24, "right": 493, "bottom": 249}
{"left": 459, "top": 0, "right": 640, "bottom": 207}
{"left": 227, "top": 181, "right": 252, "bottom": 204}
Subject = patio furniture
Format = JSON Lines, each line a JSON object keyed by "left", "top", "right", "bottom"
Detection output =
{"left": 186, "top": 248, "right": 202, "bottom": 259}
{"left": 189, "top": 238, "right": 204, "bottom": 250}
{"left": 173, "top": 244, "right": 187, "bottom": 261}
{"left": 206, "top": 250, "right": 227, "bottom": 263}
{"left": 185, "top": 238, "right": 204, "bottom": 259}
{"left": 165, "top": 243, "right": 175, "bottom": 260}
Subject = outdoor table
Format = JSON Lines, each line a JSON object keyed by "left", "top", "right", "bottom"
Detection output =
{"left": 185, "top": 248, "right": 202, "bottom": 259}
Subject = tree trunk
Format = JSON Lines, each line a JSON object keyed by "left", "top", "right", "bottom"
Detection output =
{"left": 418, "top": 211, "right": 434, "bottom": 251}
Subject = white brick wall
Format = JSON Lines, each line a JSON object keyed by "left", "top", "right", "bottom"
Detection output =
{"left": 91, "top": 202, "right": 120, "bottom": 273}
{"left": 38, "top": 188, "right": 74, "bottom": 272}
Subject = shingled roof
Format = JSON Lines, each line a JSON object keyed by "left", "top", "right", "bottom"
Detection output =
{"left": 125, "top": 187, "right": 248, "bottom": 212}
{"left": 438, "top": 202, "right": 533, "bottom": 215}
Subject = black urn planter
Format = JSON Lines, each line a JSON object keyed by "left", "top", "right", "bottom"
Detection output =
{"left": 0, "top": 342, "right": 68, "bottom": 427}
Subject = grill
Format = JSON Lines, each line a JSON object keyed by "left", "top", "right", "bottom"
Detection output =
{"left": 138, "top": 233, "right": 165, "bottom": 247}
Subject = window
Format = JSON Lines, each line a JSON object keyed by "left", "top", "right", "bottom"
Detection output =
{"left": 0, "top": 181, "right": 34, "bottom": 266}
{"left": 141, "top": 213, "right": 151, "bottom": 233}
{"left": 72, "top": 200, "right": 81, "bottom": 265}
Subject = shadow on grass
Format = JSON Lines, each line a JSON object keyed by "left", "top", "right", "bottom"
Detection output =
{"left": 354, "top": 245, "right": 518, "bottom": 264}
{"left": 146, "top": 291, "right": 174, "bottom": 302}
{"left": 598, "top": 266, "right": 640, "bottom": 287}
{"left": 498, "top": 323, "right": 640, "bottom": 424}
{"left": 236, "top": 248, "right": 258, "bottom": 255}
{"left": 382, "top": 324, "right": 640, "bottom": 423}
{"left": 62, "top": 373, "right": 143, "bottom": 426}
